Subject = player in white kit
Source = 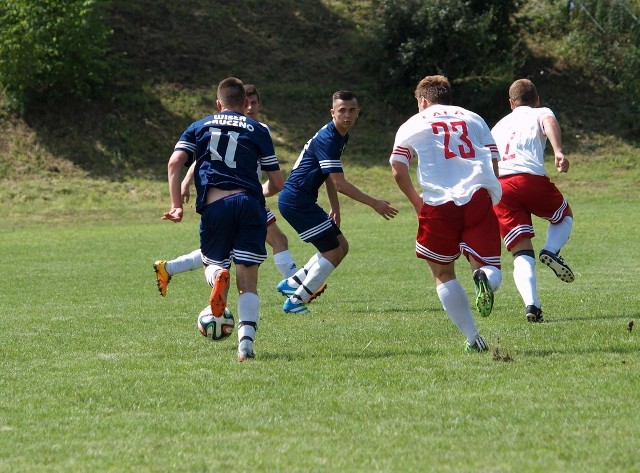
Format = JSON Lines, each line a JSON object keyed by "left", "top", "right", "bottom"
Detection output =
{"left": 492, "top": 78, "right": 574, "bottom": 323}
{"left": 390, "top": 75, "right": 503, "bottom": 353}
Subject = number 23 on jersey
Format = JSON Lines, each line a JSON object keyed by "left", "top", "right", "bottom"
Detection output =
{"left": 431, "top": 121, "right": 476, "bottom": 159}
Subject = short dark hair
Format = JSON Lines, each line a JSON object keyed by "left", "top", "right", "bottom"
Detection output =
{"left": 217, "top": 77, "right": 246, "bottom": 108}
{"left": 509, "top": 79, "right": 538, "bottom": 107}
{"left": 244, "top": 84, "right": 261, "bottom": 103}
{"left": 414, "top": 75, "right": 452, "bottom": 105}
{"left": 332, "top": 90, "right": 357, "bottom": 104}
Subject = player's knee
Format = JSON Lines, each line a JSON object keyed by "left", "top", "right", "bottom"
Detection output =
{"left": 337, "top": 234, "right": 349, "bottom": 258}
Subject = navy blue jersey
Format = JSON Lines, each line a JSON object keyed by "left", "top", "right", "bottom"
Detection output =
{"left": 174, "top": 111, "right": 279, "bottom": 213}
{"left": 280, "top": 121, "right": 348, "bottom": 206}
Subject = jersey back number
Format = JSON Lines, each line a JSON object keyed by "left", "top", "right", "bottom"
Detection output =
{"left": 208, "top": 127, "right": 239, "bottom": 168}
{"left": 431, "top": 121, "right": 475, "bottom": 159}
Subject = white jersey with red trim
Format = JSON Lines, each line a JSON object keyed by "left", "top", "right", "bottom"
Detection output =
{"left": 389, "top": 104, "right": 501, "bottom": 206}
{"left": 491, "top": 106, "right": 555, "bottom": 177}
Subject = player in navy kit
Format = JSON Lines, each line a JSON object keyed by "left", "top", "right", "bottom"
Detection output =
{"left": 163, "top": 77, "right": 284, "bottom": 361}
{"left": 154, "top": 85, "right": 298, "bottom": 297}
{"left": 277, "top": 90, "right": 398, "bottom": 315}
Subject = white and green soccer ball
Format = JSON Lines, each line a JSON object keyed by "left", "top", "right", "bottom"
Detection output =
{"left": 197, "top": 305, "right": 234, "bottom": 341}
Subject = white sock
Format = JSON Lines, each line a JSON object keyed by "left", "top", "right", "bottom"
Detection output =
{"left": 237, "top": 292, "right": 259, "bottom": 343}
{"left": 204, "top": 264, "right": 225, "bottom": 287}
{"left": 166, "top": 249, "right": 202, "bottom": 275}
{"left": 288, "top": 253, "right": 322, "bottom": 287}
{"left": 479, "top": 265, "right": 502, "bottom": 292}
{"left": 204, "top": 264, "right": 231, "bottom": 301}
{"left": 544, "top": 216, "right": 573, "bottom": 254}
{"left": 513, "top": 255, "right": 539, "bottom": 307}
{"left": 294, "top": 256, "right": 334, "bottom": 303}
{"left": 437, "top": 279, "right": 479, "bottom": 343}
{"left": 273, "top": 250, "right": 298, "bottom": 278}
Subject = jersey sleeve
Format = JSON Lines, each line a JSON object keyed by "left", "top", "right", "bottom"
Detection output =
{"left": 537, "top": 107, "right": 556, "bottom": 136}
{"left": 316, "top": 133, "right": 344, "bottom": 175}
{"left": 174, "top": 122, "right": 197, "bottom": 166}
{"left": 255, "top": 125, "right": 279, "bottom": 172}
{"left": 389, "top": 126, "right": 413, "bottom": 168}
{"left": 478, "top": 118, "right": 500, "bottom": 160}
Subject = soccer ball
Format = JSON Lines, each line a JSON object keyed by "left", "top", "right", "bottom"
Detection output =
{"left": 197, "top": 305, "right": 234, "bottom": 341}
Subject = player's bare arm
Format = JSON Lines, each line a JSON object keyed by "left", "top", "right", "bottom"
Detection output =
{"left": 329, "top": 172, "right": 398, "bottom": 220}
{"left": 492, "top": 157, "right": 500, "bottom": 178}
{"left": 181, "top": 161, "right": 197, "bottom": 203}
{"left": 324, "top": 176, "right": 341, "bottom": 227}
{"left": 263, "top": 169, "right": 284, "bottom": 197}
{"left": 391, "top": 161, "right": 422, "bottom": 215}
{"left": 542, "top": 115, "right": 569, "bottom": 173}
{"left": 163, "top": 150, "right": 188, "bottom": 223}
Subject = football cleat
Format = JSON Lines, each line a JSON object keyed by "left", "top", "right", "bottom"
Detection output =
{"left": 277, "top": 280, "right": 327, "bottom": 304}
{"left": 539, "top": 249, "right": 574, "bottom": 283}
{"left": 525, "top": 305, "right": 545, "bottom": 323}
{"left": 277, "top": 279, "right": 297, "bottom": 297}
{"left": 283, "top": 298, "right": 310, "bottom": 314}
{"left": 465, "top": 335, "right": 489, "bottom": 353}
{"left": 308, "top": 283, "right": 327, "bottom": 303}
{"left": 473, "top": 269, "right": 494, "bottom": 317}
{"left": 209, "top": 269, "right": 230, "bottom": 317}
{"left": 237, "top": 340, "right": 255, "bottom": 362}
{"left": 154, "top": 260, "right": 171, "bottom": 297}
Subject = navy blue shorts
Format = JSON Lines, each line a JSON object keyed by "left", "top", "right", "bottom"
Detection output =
{"left": 200, "top": 193, "right": 267, "bottom": 268}
{"left": 278, "top": 199, "right": 340, "bottom": 243}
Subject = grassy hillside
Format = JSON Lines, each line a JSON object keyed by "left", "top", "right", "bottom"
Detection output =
{"left": 0, "top": 0, "right": 638, "bottom": 213}
{"left": 1, "top": 1, "right": 378, "bottom": 180}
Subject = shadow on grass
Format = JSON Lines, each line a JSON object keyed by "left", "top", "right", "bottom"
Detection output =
{"left": 537, "top": 313, "right": 640, "bottom": 323}
{"left": 15, "top": 1, "right": 638, "bottom": 183}
{"left": 516, "top": 346, "right": 638, "bottom": 357}
{"left": 258, "top": 347, "right": 433, "bottom": 361}
{"left": 21, "top": 0, "right": 374, "bottom": 181}
{"left": 329, "top": 306, "right": 443, "bottom": 315}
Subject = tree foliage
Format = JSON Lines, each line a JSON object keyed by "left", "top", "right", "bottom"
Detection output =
{"left": 565, "top": 0, "right": 640, "bottom": 115}
{"left": 367, "top": 0, "right": 524, "bottom": 118}
{"left": 526, "top": 0, "right": 639, "bottom": 122}
{"left": 0, "top": 0, "right": 112, "bottom": 112}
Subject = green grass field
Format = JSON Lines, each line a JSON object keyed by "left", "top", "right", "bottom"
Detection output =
{"left": 1, "top": 165, "right": 639, "bottom": 472}
{"left": 2, "top": 0, "right": 639, "bottom": 470}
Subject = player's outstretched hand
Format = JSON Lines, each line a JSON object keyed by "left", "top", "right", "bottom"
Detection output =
{"left": 162, "top": 207, "right": 183, "bottom": 223}
{"left": 373, "top": 199, "right": 398, "bottom": 220}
